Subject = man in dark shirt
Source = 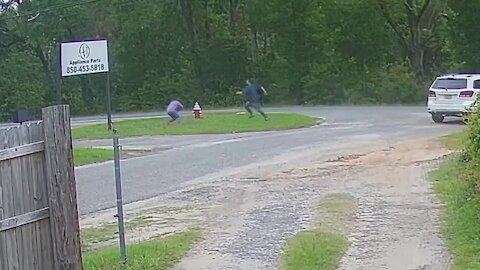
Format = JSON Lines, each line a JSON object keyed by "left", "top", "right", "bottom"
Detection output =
{"left": 237, "top": 80, "right": 268, "bottom": 120}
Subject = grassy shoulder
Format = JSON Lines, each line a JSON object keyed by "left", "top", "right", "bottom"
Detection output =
{"left": 435, "top": 130, "right": 480, "bottom": 269}
{"left": 74, "top": 148, "right": 113, "bottom": 166}
{"left": 442, "top": 130, "right": 468, "bottom": 151}
{"left": 74, "top": 148, "right": 149, "bottom": 166}
{"left": 72, "top": 112, "right": 320, "bottom": 140}
{"left": 282, "top": 194, "right": 357, "bottom": 270}
{"left": 433, "top": 157, "right": 480, "bottom": 269}
{"left": 83, "top": 230, "right": 200, "bottom": 270}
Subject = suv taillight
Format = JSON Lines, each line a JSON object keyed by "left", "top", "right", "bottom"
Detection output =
{"left": 459, "top": 90, "right": 474, "bottom": 98}
{"left": 429, "top": 90, "right": 436, "bottom": 97}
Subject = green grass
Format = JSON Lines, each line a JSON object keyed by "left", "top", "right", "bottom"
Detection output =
{"left": 282, "top": 194, "right": 357, "bottom": 270}
{"left": 72, "top": 113, "right": 320, "bottom": 140}
{"left": 443, "top": 130, "right": 468, "bottom": 151}
{"left": 83, "top": 230, "right": 201, "bottom": 270}
{"left": 433, "top": 157, "right": 480, "bottom": 270}
{"left": 74, "top": 148, "right": 113, "bottom": 166}
{"left": 74, "top": 148, "right": 149, "bottom": 166}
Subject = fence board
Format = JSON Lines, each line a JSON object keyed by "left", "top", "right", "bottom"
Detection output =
{"left": 0, "top": 207, "right": 49, "bottom": 232}
{"left": 43, "top": 105, "right": 83, "bottom": 270}
{"left": 30, "top": 123, "right": 51, "bottom": 269}
{"left": 23, "top": 124, "right": 39, "bottom": 269}
{"left": 0, "top": 141, "right": 44, "bottom": 161}
{"left": 18, "top": 125, "right": 31, "bottom": 270}
{"left": 0, "top": 128, "right": 7, "bottom": 270}
{"left": 0, "top": 107, "right": 80, "bottom": 270}
{"left": 37, "top": 122, "right": 54, "bottom": 270}
{"left": 2, "top": 127, "right": 19, "bottom": 269}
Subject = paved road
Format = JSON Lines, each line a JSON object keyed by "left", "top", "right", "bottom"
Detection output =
{"left": 0, "top": 109, "right": 239, "bottom": 129}
{"left": 73, "top": 106, "right": 462, "bottom": 215}
{"left": 0, "top": 112, "right": 165, "bottom": 129}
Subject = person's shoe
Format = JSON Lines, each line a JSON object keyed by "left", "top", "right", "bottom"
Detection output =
{"left": 249, "top": 115, "right": 254, "bottom": 118}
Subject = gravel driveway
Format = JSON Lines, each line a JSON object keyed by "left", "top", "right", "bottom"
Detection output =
{"left": 81, "top": 136, "right": 453, "bottom": 270}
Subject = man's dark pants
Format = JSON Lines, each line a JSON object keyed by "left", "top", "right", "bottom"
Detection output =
{"left": 245, "top": 101, "right": 267, "bottom": 119}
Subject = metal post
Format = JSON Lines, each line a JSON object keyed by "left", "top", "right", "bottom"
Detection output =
{"left": 55, "top": 43, "right": 63, "bottom": 105}
{"left": 106, "top": 72, "right": 113, "bottom": 130}
{"left": 113, "top": 131, "right": 127, "bottom": 267}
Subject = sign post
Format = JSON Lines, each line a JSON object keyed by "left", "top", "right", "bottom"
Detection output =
{"left": 60, "top": 39, "right": 126, "bottom": 267}
{"left": 54, "top": 43, "right": 63, "bottom": 105}
{"left": 106, "top": 72, "right": 113, "bottom": 131}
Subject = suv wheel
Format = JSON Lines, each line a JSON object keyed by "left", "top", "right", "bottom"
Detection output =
{"left": 462, "top": 113, "right": 470, "bottom": 124}
{"left": 432, "top": 113, "right": 444, "bottom": 123}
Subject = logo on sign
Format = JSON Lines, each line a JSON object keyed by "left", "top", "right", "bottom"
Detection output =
{"left": 79, "top": 43, "right": 91, "bottom": 59}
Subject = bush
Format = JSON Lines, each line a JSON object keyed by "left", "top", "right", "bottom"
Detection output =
{"left": 300, "top": 61, "right": 424, "bottom": 105}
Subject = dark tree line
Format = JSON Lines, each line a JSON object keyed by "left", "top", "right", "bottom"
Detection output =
{"left": 0, "top": 0, "right": 478, "bottom": 119}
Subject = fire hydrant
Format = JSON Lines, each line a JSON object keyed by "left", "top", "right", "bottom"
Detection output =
{"left": 192, "top": 102, "right": 202, "bottom": 119}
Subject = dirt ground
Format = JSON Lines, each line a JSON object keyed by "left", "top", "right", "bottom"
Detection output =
{"left": 80, "top": 136, "right": 453, "bottom": 270}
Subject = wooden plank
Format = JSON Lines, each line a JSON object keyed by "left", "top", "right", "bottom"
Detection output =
{"left": 25, "top": 124, "right": 37, "bottom": 269}
{"left": 3, "top": 126, "right": 20, "bottom": 269}
{"left": 0, "top": 122, "right": 53, "bottom": 270}
{"left": 0, "top": 208, "right": 50, "bottom": 232}
{"left": 23, "top": 123, "right": 39, "bottom": 269}
{"left": 43, "top": 105, "right": 83, "bottom": 270}
{"left": 8, "top": 126, "right": 23, "bottom": 270}
{"left": 0, "top": 121, "right": 57, "bottom": 270}
{"left": 0, "top": 141, "right": 44, "bottom": 161}
{"left": 0, "top": 128, "right": 8, "bottom": 270}
{"left": 13, "top": 124, "right": 28, "bottom": 270}
{"left": 29, "top": 124, "right": 46, "bottom": 270}
{"left": 34, "top": 121, "right": 55, "bottom": 270}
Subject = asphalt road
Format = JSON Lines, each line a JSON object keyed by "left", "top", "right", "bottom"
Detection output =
{"left": 0, "top": 109, "right": 237, "bottom": 129}
{"left": 0, "top": 111, "right": 165, "bottom": 129}
{"left": 72, "top": 106, "right": 462, "bottom": 215}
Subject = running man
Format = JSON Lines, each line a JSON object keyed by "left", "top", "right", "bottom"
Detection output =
{"left": 237, "top": 79, "right": 268, "bottom": 120}
{"left": 166, "top": 98, "right": 184, "bottom": 124}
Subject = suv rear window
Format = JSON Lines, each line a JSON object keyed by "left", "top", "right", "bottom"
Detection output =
{"left": 474, "top": 80, "right": 480, "bottom": 89}
{"left": 432, "top": 78, "right": 467, "bottom": 89}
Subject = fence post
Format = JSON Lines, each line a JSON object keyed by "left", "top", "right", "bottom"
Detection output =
{"left": 42, "top": 105, "right": 83, "bottom": 270}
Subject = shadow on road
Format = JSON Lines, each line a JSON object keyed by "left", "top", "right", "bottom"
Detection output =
{"left": 441, "top": 119, "right": 467, "bottom": 125}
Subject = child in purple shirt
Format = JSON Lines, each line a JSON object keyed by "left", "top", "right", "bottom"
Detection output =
{"left": 166, "top": 98, "right": 184, "bottom": 123}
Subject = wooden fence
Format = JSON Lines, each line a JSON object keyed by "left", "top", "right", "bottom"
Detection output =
{"left": 0, "top": 105, "right": 83, "bottom": 270}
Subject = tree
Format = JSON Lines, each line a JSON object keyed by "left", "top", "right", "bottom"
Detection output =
{"left": 448, "top": 0, "right": 480, "bottom": 70}
{"left": 377, "top": 0, "right": 448, "bottom": 79}
{"left": 0, "top": 0, "right": 470, "bottom": 120}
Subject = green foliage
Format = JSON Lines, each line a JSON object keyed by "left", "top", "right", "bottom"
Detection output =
{"left": 464, "top": 111, "right": 480, "bottom": 191}
{"left": 0, "top": 0, "right": 475, "bottom": 119}
{"left": 0, "top": 53, "right": 48, "bottom": 119}
{"left": 449, "top": 0, "right": 480, "bottom": 70}
{"left": 434, "top": 157, "right": 480, "bottom": 269}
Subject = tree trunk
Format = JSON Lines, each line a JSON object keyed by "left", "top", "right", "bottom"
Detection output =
{"left": 376, "top": 0, "right": 440, "bottom": 81}
{"left": 250, "top": 28, "right": 258, "bottom": 64}
{"left": 35, "top": 47, "right": 58, "bottom": 103}
{"left": 179, "top": 0, "right": 206, "bottom": 94}
{"left": 79, "top": 76, "right": 94, "bottom": 105}
{"left": 409, "top": 47, "right": 425, "bottom": 79}
{"left": 229, "top": 0, "right": 240, "bottom": 32}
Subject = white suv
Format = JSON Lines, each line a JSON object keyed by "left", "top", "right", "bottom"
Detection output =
{"left": 427, "top": 73, "right": 480, "bottom": 123}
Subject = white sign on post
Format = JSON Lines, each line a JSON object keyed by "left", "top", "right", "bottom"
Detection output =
{"left": 61, "top": 39, "right": 109, "bottom": 77}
